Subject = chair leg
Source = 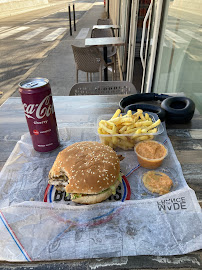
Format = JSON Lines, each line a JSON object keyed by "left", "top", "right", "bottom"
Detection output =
{"left": 113, "top": 55, "right": 116, "bottom": 80}
{"left": 76, "top": 69, "right": 78, "bottom": 83}
{"left": 99, "top": 66, "right": 102, "bottom": 81}
{"left": 112, "top": 65, "right": 114, "bottom": 81}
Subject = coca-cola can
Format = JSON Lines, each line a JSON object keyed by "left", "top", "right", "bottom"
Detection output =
{"left": 19, "top": 78, "right": 60, "bottom": 152}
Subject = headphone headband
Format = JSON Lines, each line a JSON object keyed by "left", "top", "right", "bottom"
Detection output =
{"left": 119, "top": 93, "right": 195, "bottom": 123}
{"left": 119, "top": 93, "right": 171, "bottom": 112}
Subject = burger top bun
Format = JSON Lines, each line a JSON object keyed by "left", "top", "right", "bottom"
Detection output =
{"left": 49, "top": 141, "right": 120, "bottom": 195}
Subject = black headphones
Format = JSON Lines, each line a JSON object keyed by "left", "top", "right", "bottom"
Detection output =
{"left": 119, "top": 93, "right": 195, "bottom": 123}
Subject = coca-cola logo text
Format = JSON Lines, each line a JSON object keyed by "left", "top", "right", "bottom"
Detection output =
{"left": 23, "top": 95, "right": 55, "bottom": 120}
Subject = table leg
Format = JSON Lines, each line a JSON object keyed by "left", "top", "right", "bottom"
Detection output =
{"left": 103, "top": 46, "right": 108, "bottom": 81}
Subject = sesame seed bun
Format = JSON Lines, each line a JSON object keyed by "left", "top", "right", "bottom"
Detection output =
{"left": 48, "top": 141, "right": 120, "bottom": 204}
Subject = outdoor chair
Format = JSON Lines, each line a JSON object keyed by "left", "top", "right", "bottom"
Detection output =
{"left": 91, "top": 28, "right": 117, "bottom": 80}
{"left": 91, "top": 28, "right": 115, "bottom": 38}
{"left": 69, "top": 81, "right": 137, "bottom": 96}
{"left": 97, "top": 18, "right": 113, "bottom": 25}
{"left": 71, "top": 45, "right": 106, "bottom": 83}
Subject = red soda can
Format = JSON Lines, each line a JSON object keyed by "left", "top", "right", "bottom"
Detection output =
{"left": 19, "top": 78, "right": 60, "bottom": 152}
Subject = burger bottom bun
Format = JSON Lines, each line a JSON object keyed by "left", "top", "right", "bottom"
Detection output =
{"left": 72, "top": 178, "right": 121, "bottom": 204}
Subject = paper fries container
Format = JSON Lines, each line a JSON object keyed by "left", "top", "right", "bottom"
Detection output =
{"left": 134, "top": 140, "right": 168, "bottom": 169}
{"left": 97, "top": 112, "right": 164, "bottom": 150}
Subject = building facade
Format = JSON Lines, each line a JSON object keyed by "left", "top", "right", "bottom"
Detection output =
{"left": 107, "top": 0, "right": 202, "bottom": 113}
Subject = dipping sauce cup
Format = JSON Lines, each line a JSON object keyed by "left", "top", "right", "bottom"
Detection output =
{"left": 134, "top": 140, "right": 168, "bottom": 169}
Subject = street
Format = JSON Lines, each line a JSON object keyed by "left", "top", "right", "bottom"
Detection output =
{"left": 0, "top": 0, "right": 95, "bottom": 105}
{"left": 0, "top": 0, "right": 201, "bottom": 105}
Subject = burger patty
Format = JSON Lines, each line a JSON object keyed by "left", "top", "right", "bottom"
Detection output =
{"left": 48, "top": 175, "right": 68, "bottom": 191}
{"left": 70, "top": 174, "right": 122, "bottom": 199}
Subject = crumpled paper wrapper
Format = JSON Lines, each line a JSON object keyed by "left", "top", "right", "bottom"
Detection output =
{"left": 0, "top": 127, "right": 202, "bottom": 262}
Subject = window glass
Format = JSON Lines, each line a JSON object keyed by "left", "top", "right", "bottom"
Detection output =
{"left": 153, "top": 0, "right": 202, "bottom": 113}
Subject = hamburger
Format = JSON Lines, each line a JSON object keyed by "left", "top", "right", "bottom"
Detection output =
{"left": 48, "top": 141, "right": 121, "bottom": 204}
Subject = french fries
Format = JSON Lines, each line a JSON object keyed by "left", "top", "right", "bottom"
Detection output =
{"left": 98, "top": 109, "right": 161, "bottom": 150}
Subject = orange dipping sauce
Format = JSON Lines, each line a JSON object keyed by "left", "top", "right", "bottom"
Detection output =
{"left": 134, "top": 140, "right": 167, "bottom": 169}
{"left": 142, "top": 171, "right": 173, "bottom": 195}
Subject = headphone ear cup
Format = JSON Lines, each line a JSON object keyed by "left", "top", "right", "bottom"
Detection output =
{"left": 124, "top": 104, "right": 166, "bottom": 122}
{"left": 161, "top": 97, "right": 195, "bottom": 123}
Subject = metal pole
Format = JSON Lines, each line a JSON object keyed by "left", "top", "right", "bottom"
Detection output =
{"left": 103, "top": 46, "right": 108, "bottom": 81}
{"left": 107, "top": 0, "right": 109, "bottom": 19}
{"left": 68, "top": 5, "right": 72, "bottom": 36}
{"left": 73, "top": 4, "right": 76, "bottom": 31}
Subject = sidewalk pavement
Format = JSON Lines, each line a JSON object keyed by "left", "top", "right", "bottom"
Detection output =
{"left": 0, "top": 0, "right": 61, "bottom": 19}
{"left": 12, "top": 0, "right": 113, "bottom": 98}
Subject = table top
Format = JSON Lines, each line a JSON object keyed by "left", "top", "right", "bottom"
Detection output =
{"left": 85, "top": 37, "right": 125, "bottom": 47}
{"left": 93, "top": 24, "right": 120, "bottom": 29}
{"left": 0, "top": 96, "right": 202, "bottom": 269}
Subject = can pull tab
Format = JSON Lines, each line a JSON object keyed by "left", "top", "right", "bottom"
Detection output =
{"left": 28, "top": 82, "right": 38, "bottom": 88}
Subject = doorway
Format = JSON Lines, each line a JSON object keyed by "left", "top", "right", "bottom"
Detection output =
{"left": 132, "top": 0, "right": 151, "bottom": 92}
{"left": 126, "top": 0, "right": 163, "bottom": 93}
